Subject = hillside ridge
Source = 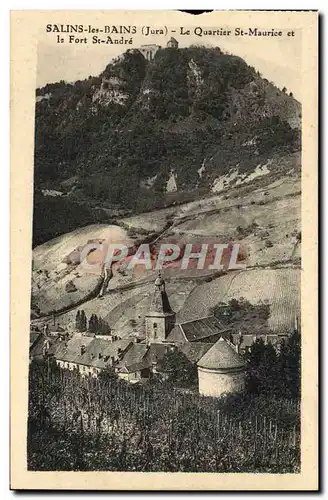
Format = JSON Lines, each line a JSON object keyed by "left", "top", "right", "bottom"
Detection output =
{"left": 34, "top": 45, "right": 301, "bottom": 246}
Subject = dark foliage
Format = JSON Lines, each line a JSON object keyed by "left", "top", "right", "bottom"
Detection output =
{"left": 32, "top": 191, "right": 109, "bottom": 247}
{"left": 211, "top": 298, "right": 270, "bottom": 334}
{"left": 160, "top": 349, "right": 198, "bottom": 388}
{"left": 33, "top": 46, "right": 300, "bottom": 245}
{"left": 75, "top": 310, "right": 87, "bottom": 332}
{"left": 246, "top": 331, "right": 301, "bottom": 398}
{"left": 88, "top": 314, "right": 111, "bottom": 335}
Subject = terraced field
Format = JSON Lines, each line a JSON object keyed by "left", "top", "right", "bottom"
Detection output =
{"left": 31, "top": 155, "right": 301, "bottom": 330}
{"left": 176, "top": 268, "right": 301, "bottom": 333}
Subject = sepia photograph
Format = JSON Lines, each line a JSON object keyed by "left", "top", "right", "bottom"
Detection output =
{"left": 10, "top": 9, "right": 318, "bottom": 490}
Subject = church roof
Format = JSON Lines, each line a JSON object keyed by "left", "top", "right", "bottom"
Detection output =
{"left": 197, "top": 338, "right": 245, "bottom": 370}
{"left": 148, "top": 273, "right": 174, "bottom": 316}
{"left": 149, "top": 290, "right": 173, "bottom": 315}
{"left": 167, "top": 316, "right": 230, "bottom": 343}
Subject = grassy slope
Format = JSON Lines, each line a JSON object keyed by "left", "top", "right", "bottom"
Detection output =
{"left": 31, "top": 155, "right": 301, "bottom": 330}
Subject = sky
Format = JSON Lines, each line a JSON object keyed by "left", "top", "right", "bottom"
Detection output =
{"left": 36, "top": 28, "right": 302, "bottom": 101}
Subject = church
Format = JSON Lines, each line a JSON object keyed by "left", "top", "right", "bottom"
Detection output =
{"left": 115, "top": 272, "right": 246, "bottom": 397}
{"left": 31, "top": 272, "right": 247, "bottom": 397}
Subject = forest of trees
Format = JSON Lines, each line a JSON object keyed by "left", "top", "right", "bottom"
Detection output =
{"left": 75, "top": 310, "right": 111, "bottom": 335}
{"left": 246, "top": 332, "right": 301, "bottom": 399}
{"left": 33, "top": 46, "right": 301, "bottom": 246}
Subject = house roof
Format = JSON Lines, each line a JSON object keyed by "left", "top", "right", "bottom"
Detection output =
{"left": 170, "top": 316, "right": 230, "bottom": 343}
{"left": 197, "top": 338, "right": 245, "bottom": 370}
{"left": 54, "top": 335, "right": 132, "bottom": 369}
{"left": 117, "top": 343, "right": 170, "bottom": 373}
{"left": 116, "top": 343, "right": 148, "bottom": 372}
{"left": 30, "top": 333, "right": 62, "bottom": 358}
{"left": 178, "top": 342, "right": 213, "bottom": 363}
{"left": 231, "top": 333, "right": 254, "bottom": 348}
{"left": 165, "top": 325, "right": 185, "bottom": 343}
{"left": 143, "top": 343, "right": 169, "bottom": 372}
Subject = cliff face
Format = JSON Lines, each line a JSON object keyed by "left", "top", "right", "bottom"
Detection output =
{"left": 34, "top": 46, "right": 301, "bottom": 245}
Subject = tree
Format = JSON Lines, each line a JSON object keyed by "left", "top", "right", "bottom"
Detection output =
{"left": 75, "top": 310, "right": 87, "bottom": 331}
{"left": 87, "top": 314, "right": 110, "bottom": 334}
{"left": 80, "top": 310, "right": 87, "bottom": 332}
{"left": 246, "top": 339, "right": 278, "bottom": 394}
{"left": 98, "top": 317, "right": 111, "bottom": 335}
{"left": 161, "top": 349, "right": 197, "bottom": 388}
{"left": 88, "top": 314, "right": 98, "bottom": 333}
{"left": 278, "top": 331, "right": 301, "bottom": 398}
{"left": 75, "top": 310, "right": 81, "bottom": 331}
{"left": 246, "top": 331, "right": 301, "bottom": 399}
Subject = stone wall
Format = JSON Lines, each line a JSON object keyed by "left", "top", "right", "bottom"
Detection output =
{"left": 139, "top": 44, "right": 161, "bottom": 61}
{"left": 198, "top": 366, "right": 245, "bottom": 397}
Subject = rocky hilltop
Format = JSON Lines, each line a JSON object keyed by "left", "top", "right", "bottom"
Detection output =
{"left": 34, "top": 45, "right": 301, "bottom": 246}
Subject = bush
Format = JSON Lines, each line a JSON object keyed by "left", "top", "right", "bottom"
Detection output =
{"left": 65, "top": 280, "right": 77, "bottom": 293}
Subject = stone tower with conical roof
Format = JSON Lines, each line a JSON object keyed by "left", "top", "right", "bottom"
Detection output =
{"left": 197, "top": 337, "right": 246, "bottom": 397}
{"left": 145, "top": 273, "right": 176, "bottom": 343}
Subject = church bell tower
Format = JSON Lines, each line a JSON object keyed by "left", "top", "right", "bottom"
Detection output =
{"left": 145, "top": 272, "right": 175, "bottom": 343}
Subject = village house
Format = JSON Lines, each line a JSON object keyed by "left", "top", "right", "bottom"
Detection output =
{"left": 231, "top": 332, "right": 289, "bottom": 355}
{"left": 54, "top": 336, "right": 133, "bottom": 377}
{"left": 30, "top": 273, "right": 298, "bottom": 395}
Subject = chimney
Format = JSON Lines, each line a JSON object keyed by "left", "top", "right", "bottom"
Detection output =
{"left": 236, "top": 330, "right": 242, "bottom": 354}
{"left": 152, "top": 361, "right": 157, "bottom": 372}
{"left": 80, "top": 344, "right": 86, "bottom": 355}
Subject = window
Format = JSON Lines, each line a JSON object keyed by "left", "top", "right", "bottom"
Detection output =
{"left": 153, "top": 322, "right": 158, "bottom": 338}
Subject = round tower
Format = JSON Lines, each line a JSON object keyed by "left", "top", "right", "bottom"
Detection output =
{"left": 197, "top": 338, "right": 246, "bottom": 397}
{"left": 145, "top": 272, "right": 175, "bottom": 343}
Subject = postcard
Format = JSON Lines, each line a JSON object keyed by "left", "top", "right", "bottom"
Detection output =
{"left": 10, "top": 9, "right": 318, "bottom": 490}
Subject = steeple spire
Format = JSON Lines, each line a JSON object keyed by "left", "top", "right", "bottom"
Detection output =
{"left": 145, "top": 272, "right": 176, "bottom": 343}
{"left": 150, "top": 272, "right": 172, "bottom": 314}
